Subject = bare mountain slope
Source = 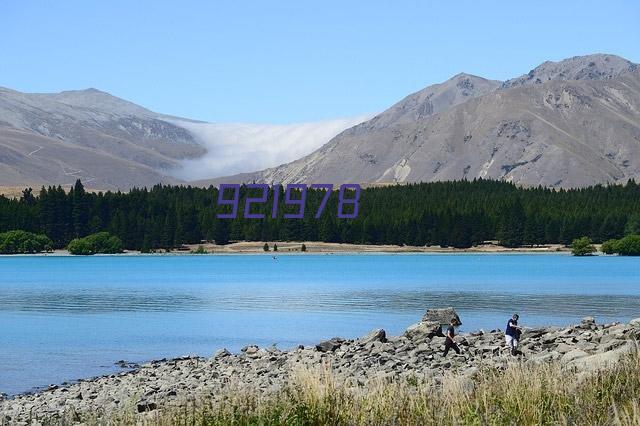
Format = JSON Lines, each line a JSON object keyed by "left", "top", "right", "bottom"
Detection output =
{"left": 0, "top": 87, "right": 204, "bottom": 189}
{"left": 503, "top": 53, "right": 637, "bottom": 88}
{"left": 201, "top": 54, "right": 640, "bottom": 188}
{"left": 0, "top": 87, "right": 366, "bottom": 190}
{"left": 3, "top": 53, "right": 639, "bottom": 190}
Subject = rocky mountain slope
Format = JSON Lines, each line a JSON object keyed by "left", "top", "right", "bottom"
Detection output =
{"left": 0, "top": 87, "right": 364, "bottom": 191}
{"left": 0, "top": 87, "right": 204, "bottom": 190}
{"left": 2, "top": 54, "right": 639, "bottom": 190}
{"left": 203, "top": 54, "right": 640, "bottom": 188}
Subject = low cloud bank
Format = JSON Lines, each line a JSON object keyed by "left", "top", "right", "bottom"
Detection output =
{"left": 170, "top": 115, "right": 371, "bottom": 181}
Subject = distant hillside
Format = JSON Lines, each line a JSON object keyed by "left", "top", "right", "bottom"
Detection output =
{"left": 2, "top": 53, "right": 639, "bottom": 190}
{"left": 201, "top": 54, "right": 640, "bottom": 188}
{"left": 0, "top": 88, "right": 364, "bottom": 190}
{"left": 0, "top": 87, "right": 206, "bottom": 190}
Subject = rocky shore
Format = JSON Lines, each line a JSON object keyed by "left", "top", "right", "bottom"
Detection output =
{"left": 2, "top": 309, "right": 639, "bottom": 424}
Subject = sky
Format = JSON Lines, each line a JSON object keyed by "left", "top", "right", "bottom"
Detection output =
{"left": 1, "top": 1, "right": 639, "bottom": 125}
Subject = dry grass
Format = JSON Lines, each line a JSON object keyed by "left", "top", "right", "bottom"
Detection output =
{"left": 72, "top": 351, "right": 640, "bottom": 425}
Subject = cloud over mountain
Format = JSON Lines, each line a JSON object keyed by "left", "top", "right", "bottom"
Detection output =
{"left": 168, "top": 116, "right": 372, "bottom": 181}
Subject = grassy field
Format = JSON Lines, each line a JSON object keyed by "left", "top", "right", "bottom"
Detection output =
{"left": 90, "top": 351, "right": 640, "bottom": 425}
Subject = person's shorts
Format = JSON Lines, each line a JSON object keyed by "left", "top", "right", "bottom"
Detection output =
{"left": 505, "top": 335, "right": 518, "bottom": 347}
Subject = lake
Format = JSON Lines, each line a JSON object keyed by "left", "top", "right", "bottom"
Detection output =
{"left": 0, "top": 253, "right": 639, "bottom": 395}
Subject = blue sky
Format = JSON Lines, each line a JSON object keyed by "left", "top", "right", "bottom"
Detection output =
{"left": 1, "top": 1, "right": 639, "bottom": 123}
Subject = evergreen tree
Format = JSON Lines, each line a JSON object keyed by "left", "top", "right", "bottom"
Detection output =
{"left": 71, "top": 180, "right": 89, "bottom": 238}
{"left": 496, "top": 199, "right": 525, "bottom": 247}
{"left": 1, "top": 179, "right": 639, "bottom": 251}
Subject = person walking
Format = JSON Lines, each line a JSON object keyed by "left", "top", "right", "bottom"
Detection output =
{"left": 505, "top": 314, "right": 522, "bottom": 355}
{"left": 442, "top": 319, "right": 461, "bottom": 357}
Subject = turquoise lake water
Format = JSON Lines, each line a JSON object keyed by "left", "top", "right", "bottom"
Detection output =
{"left": 0, "top": 253, "right": 639, "bottom": 395}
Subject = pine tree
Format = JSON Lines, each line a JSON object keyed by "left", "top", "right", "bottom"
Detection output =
{"left": 71, "top": 180, "right": 89, "bottom": 238}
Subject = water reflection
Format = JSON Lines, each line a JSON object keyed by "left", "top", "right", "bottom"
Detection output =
{"left": 2, "top": 289, "right": 639, "bottom": 319}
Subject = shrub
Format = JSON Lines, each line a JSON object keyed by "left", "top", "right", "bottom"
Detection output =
{"left": 0, "top": 230, "right": 53, "bottom": 254}
{"left": 601, "top": 239, "right": 618, "bottom": 254}
{"left": 599, "top": 235, "right": 640, "bottom": 256}
{"left": 273, "top": 243, "right": 278, "bottom": 252}
{"left": 571, "top": 236, "right": 596, "bottom": 256}
{"left": 263, "top": 243, "right": 269, "bottom": 252}
{"left": 67, "top": 232, "right": 123, "bottom": 255}
{"left": 614, "top": 235, "right": 640, "bottom": 256}
{"left": 191, "top": 245, "right": 208, "bottom": 254}
{"left": 301, "top": 243, "right": 307, "bottom": 252}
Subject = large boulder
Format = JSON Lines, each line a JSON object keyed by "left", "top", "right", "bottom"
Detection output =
{"left": 422, "top": 307, "right": 462, "bottom": 326}
{"left": 213, "top": 348, "right": 231, "bottom": 359}
{"left": 405, "top": 321, "right": 444, "bottom": 340}
{"left": 561, "top": 348, "right": 589, "bottom": 363}
{"left": 579, "top": 316, "right": 596, "bottom": 329}
{"left": 359, "top": 328, "right": 387, "bottom": 344}
{"left": 566, "top": 343, "right": 634, "bottom": 372}
{"left": 315, "top": 337, "right": 344, "bottom": 352}
{"left": 405, "top": 308, "right": 462, "bottom": 341}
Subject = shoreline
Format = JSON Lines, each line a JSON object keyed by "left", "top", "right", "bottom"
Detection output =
{"left": 2, "top": 311, "right": 638, "bottom": 423}
{"left": 0, "top": 241, "right": 572, "bottom": 257}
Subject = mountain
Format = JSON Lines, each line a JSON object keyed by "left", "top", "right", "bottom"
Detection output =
{"left": 3, "top": 53, "right": 639, "bottom": 191}
{"left": 502, "top": 54, "right": 637, "bottom": 88}
{"left": 0, "top": 87, "right": 366, "bottom": 191}
{"left": 200, "top": 54, "right": 640, "bottom": 188}
{"left": 0, "top": 87, "right": 205, "bottom": 190}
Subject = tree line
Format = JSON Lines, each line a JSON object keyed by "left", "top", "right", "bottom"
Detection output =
{"left": 0, "top": 179, "right": 639, "bottom": 251}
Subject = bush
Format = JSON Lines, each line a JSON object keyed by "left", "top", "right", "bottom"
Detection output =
{"left": 571, "top": 236, "right": 596, "bottom": 256}
{"left": 601, "top": 239, "right": 618, "bottom": 255}
{"left": 67, "top": 232, "right": 123, "bottom": 255}
{"left": 599, "top": 235, "right": 640, "bottom": 256}
{"left": 273, "top": 243, "right": 278, "bottom": 252}
{"left": 191, "top": 245, "right": 208, "bottom": 254}
{"left": 614, "top": 235, "right": 640, "bottom": 256}
{"left": 301, "top": 243, "right": 307, "bottom": 252}
{"left": 263, "top": 243, "right": 269, "bottom": 252}
{"left": 0, "top": 230, "right": 53, "bottom": 254}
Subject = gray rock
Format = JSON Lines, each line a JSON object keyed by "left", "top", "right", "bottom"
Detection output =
{"left": 242, "top": 345, "right": 259, "bottom": 355}
{"left": 561, "top": 349, "right": 589, "bottom": 363}
{"left": 136, "top": 400, "right": 157, "bottom": 413}
{"left": 405, "top": 321, "right": 443, "bottom": 340}
{"left": 567, "top": 343, "right": 634, "bottom": 372}
{"left": 581, "top": 316, "right": 596, "bottom": 327}
{"left": 555, "top": 343, "right": 573, "bottom": 354}
{"left": 529, "top": 351, "right": 559, "bottom": 364}
{"left": 422, "top": 308, "right": 462, "bottom": 326}
{"left": 315, "top": 338, "right": 343, "bottom": 353}
{"left": 213, "top": 348, "right": 231, "bottom": 359}
{"left": 359, "top": 328, "right": 387, "bottom": 344}
{"left": 629, "top": 318, "right": 640, "bottom": 327}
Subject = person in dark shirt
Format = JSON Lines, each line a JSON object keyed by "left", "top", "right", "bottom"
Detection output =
{"left": 505, "top": 314, "right": 522, "bottom": 355}
{"left": 442, "top": 319, "right": 461, "bottom": 357}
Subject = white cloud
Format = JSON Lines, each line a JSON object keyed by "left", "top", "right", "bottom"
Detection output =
{"left": 168, "top": 115, "right": 372, "bottom": 181}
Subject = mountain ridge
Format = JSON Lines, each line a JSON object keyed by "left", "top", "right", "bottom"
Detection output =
{"left": 198, "top": 53, "right": 640, "bottom": 189}
{"left": 2, "top": 53, "right": 639, "bottom": 190}
{"left": 0, "top": 86, "right": 205, "bottom": 189}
